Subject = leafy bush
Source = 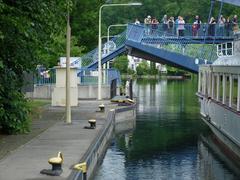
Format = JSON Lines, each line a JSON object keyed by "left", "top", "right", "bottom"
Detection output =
{"left": 127, "top": 68, "right": 135, "bottom": 75}
{"left": 0, "top": 89, "right": 30, "bottom": 134}
{"left": 136, "top": 61, "right": 150, "bottom": 75}
{"left": 113, "top": 56, "right": 128, "bottom": 74}
{"left": 0, "top": 1, "right": 67, "bottom": 134}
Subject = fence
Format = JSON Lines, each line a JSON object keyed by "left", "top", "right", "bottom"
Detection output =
{"left": 131, "top": 23, "right": 236, "bottom": 38}
{"left": 34, "top": 68, "right": 56, "bottom": 85}
{"left": 127, "top": 23, "right": 227, "bottom": 62}
{"left": 34, "top": 67, "right": 121, "bottom": 86}
{"left": 78, "top": 68, "right": 121, "bottom": 86}
{"left": 81, "top": 31, "right": 127, "bottom": 68}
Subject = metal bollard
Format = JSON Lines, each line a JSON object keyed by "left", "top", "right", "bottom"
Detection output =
{"left": 98, "top": 104, "right": 105, "bottom": 112}
{"left": 40, "top": 152, "right": 63, "bottom": 176}
{"left": 88, "top": 119, "right": 96, "bottom": 129}
{"left": 74, "top": 162, "right": 87, "bottom": 180}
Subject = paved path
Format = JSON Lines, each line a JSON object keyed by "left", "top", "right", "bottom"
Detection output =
{"left": 0, "top": 100, "right": 117, "bottom": 180}
{"left": 0, "top": 109, "right": 64, "bottom": 160}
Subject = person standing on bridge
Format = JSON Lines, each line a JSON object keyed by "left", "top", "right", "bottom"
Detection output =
{"left": 194, "top": 15, "right": 201, "bottom": 36}
{"left": 232, "top": 15, "right": 239, "bottom": 34}
{"left": 175, "top": 16, "right": 180, "bottom": 36}
{"left": 178, "top": 16, "right": 185, "bottom": 37}
{"left": 151, "top": 17, "right": 159, "bottom": 35}
{"left": 208, "top": 17, "right": 216, "bottom": 36}
{"left": 135, "top": 18, "right": 140, "bottom": 25}
{"left": 144, "top": 15, "right": 151, "bottom": 35}
{"left": 225, "top": 17, "right": 232, "bottom": 36}
{"left": 192, "top": 22, "right": 199, "bottom": 36}
{"left": 218, "top": 15, "right": 225, "bottom": 36}
{"left": 168, "top": 17, "right": 175, "bottom": 35}
{"left": 162, "top": 14, "right": 168, "bottom": 36}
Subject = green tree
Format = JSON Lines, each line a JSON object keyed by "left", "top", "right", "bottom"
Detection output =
{"left": 39, "top": 34, "right": 85, "bottom": 67}
{"left": 166, "top": 65, "right": 188, "bottom": 75}
{"left": 136, "top": 61, "right": 150, "bottom": 76}
{"left": 71, "top": 0, "right": 105, "bottom": 53}
{"left": 112, "top": 55, "right": 129, "bottom": 74}
{"left": 149, "top": 62, "right": 158, "bottom": 75}
{"left": 127, "top": 68, "right": 135, "bottom": 75}
{"left": 0, "top": 0, "right": 68, "bottom": 134}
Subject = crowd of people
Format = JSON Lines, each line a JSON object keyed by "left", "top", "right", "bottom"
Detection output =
{"left": 134, "top": 14, "right": 239, "bottom": 37}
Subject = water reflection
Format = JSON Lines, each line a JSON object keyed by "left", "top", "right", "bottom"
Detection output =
{"left": 198, "top": 134, "right": 240, "bottom": 180}
{"left": 94, "top": 78, "right": 239, "bottom": 180}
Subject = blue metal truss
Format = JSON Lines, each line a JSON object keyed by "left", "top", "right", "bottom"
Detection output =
{"left": 87, "top": 45, "right": 126, "bottom": 69}
{"left": 81, "top": 23, "right": 235, "bottom": 73}
{"left": 125, "top": 40, "right": 207, "bottom": 73}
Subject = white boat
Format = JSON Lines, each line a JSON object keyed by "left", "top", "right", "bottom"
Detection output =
{"left": 197, "top": 31, "right": 240, "bottom": 162}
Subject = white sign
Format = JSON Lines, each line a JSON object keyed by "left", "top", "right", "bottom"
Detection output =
{"left": 59, "top": 57, "right": 81, "bottom": 68}
{"left": 90, "top": 71, "right": 99, "bottom": 76}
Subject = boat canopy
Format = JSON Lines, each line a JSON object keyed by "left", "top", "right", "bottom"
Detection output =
{"left": 217, "top": 0, "right": 240, "bottom": 7}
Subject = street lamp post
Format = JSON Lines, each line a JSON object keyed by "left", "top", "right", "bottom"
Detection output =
{"left": 106, "top": 24, "right": 127, "bottom": 69}
{"left": 98, "top": 2, "right": 142, "bottom": 100}
{"left": 107, "top": 24, "right": 128, "bottom": 54}
{"left": 66, "top": 2, "right": 71, "bottom": 124}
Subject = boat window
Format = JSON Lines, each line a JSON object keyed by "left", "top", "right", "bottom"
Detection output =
{"left": 227, "top": 43, "right": 232, "bottom": 48}
{"left": 217, "top": 44, "right": 222, "bottom": 56}
{"left": 223, "top": 44, "right": 226, "bottom": 55}
{"left": 226, "top": 42, "right": 233, "bottom": 56}
{"left": 217, "top": 42, "right": 233, "bottom": 57}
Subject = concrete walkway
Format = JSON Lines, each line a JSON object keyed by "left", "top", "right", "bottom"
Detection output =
{"left": 0, "top": 100, "right": 117, "bottom": 180}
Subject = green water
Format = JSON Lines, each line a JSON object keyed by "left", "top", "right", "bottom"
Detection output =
{"left": 94, "top": 78, "right": 239, "bottom": 180}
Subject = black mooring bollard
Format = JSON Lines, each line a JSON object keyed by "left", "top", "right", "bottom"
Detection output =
{"left": 40, "top": 152, "right": 63, "bottom": 176}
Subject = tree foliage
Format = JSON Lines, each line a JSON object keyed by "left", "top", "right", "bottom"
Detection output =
{"left": 0, "top": 0, "right": 68, "bottom": 134}
{"left": 112, "top": 55, "right": 128, "bottom": 74}
{"left": 70, "top": 0, "right": 240, "bottom": 53}
{"left": 136, "top": 61, "right": 150, "bottom": 76}
{"left": 149, "top": 62, "right": 158, "bottom": 75}
{"left": 71, "top": 0, "right": 105, "bottom": 52}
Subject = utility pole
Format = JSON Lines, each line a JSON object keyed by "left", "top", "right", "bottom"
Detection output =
{"left": 66, "top": 4, "right": 71, "bottom": 124}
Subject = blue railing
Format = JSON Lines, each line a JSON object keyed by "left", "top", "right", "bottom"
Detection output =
{"left": 130, "top": 23, "right": 235, "bottom": 38}
{"left": 127, "top": 23, "right": 224, "bottom": 62}
{"left": 34, "top": 67, "right": 121, "bottom": 86}
{"left": 78, "top": 68, "right": 121, "bottom": 85}
{"left": 34, "top": 68, "right": 56, "bottom": 85}
{"left": 81, "top": 31, "right": 127, "bottom": 68}
{"left": 78, "top": 23, "right": 236, "bottom": 69}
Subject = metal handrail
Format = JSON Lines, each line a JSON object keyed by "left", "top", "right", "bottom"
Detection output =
{"left": 127, "top": 23, "right": 223, "bottom": 62}
{"left": 80, "top": 22, "right": 237, "bottom": 69}
{"left": 129, "top": 23, "right": 237, "bottom": 38}
{"left": 81, "top": 31, "right": 127, "bottom": 68}
{"left": 77, "top": 68, "right": 121, "bottom": 85}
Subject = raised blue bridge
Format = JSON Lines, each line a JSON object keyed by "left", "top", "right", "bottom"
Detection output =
{"left": 81, "top": 23, "right": 235, "bottom": 73}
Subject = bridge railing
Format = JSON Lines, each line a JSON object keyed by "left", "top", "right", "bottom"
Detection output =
{"left": 130, "top": 23, "right": 236, "bottom": 38}
{"left": 34, "top": 68, "right": 56, "bottom": 85}
{"left": 81, "top": 31, "right": 126, "bottom": 67}
{"left": 127, "top": 23, "right": 222, "bottom": 62}
{"left": 34, "top": 67, "right": 121, "bottom": 86}
{"left": 77, "top": 68, "right": 121, "bottom": 85}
